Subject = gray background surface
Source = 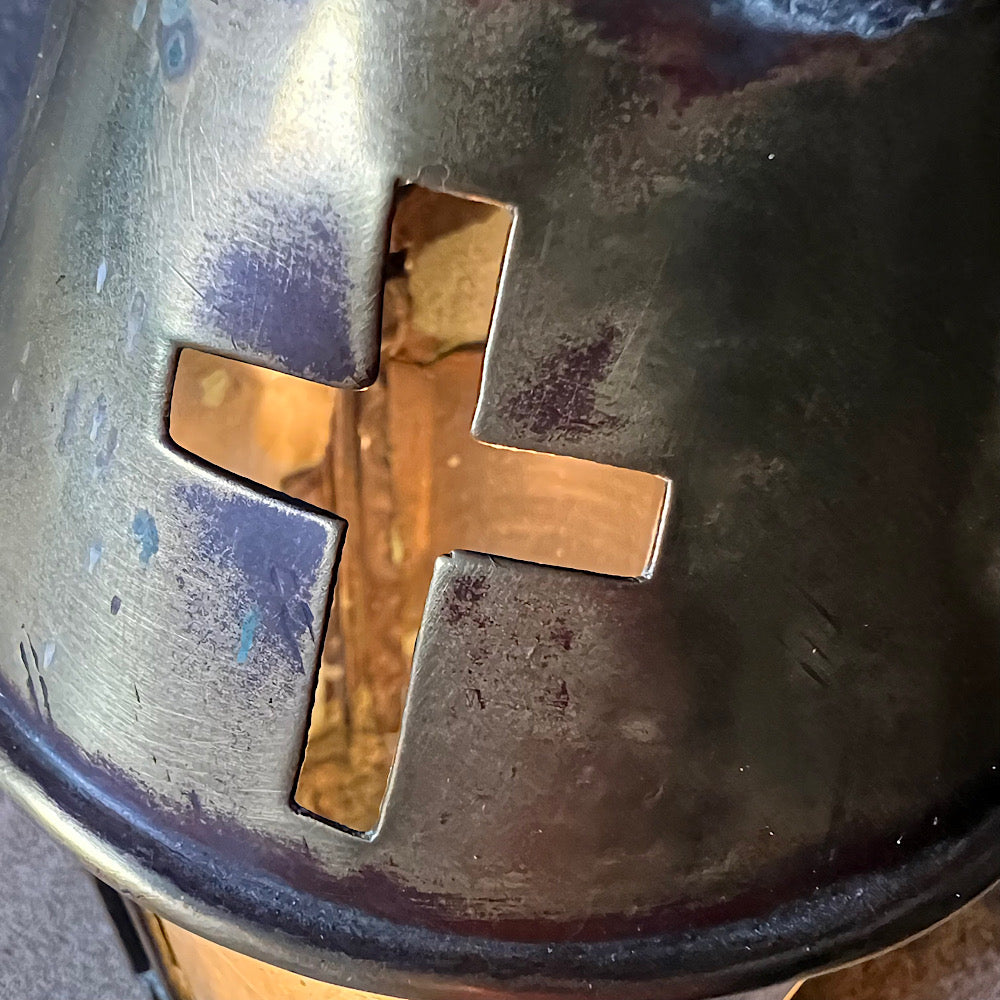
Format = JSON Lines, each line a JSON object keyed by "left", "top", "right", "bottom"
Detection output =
{"left": 0, "top": 793, "right": 148, "bottom": 1000}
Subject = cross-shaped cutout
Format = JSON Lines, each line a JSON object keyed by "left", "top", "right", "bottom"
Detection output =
{"left": 169, "top": 186, "right": 667, "bottom": 832}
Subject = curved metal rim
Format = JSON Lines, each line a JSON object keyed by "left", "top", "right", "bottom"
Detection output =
{"left": 2, "top": 675, "right": 999, "bottom": 1000}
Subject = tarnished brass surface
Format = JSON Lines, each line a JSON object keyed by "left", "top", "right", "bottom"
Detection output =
{"left": 172, "top": 187, "right": 666, "bottom": 831}
{"left": 0, "top": 0, "right": 998, "bottom": 997}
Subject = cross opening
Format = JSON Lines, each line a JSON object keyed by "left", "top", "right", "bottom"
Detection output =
{"left": 168, "top": 185, "right": 667, "bottom": 833}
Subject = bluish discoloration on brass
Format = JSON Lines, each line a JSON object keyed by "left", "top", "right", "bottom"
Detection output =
{"left": 201, "top": 195, "right": 355, "bottom": 384}
{"left": 177, "top": 483, "right": 325, "bottom": 673}
{"left": 131, "top": 510, "right": 159, "bottom": 567}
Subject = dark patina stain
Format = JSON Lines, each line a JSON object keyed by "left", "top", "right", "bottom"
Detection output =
{"left": 201, "top": 193, "right": 357, "bottom": 385}
{"left": 471, "top": 0, "right": 931, "bottom": 107}
{"left": 550, "top": 624, "right": 575, "bottom": 650}
{"left": 2, "top": 666, "right": 1000, "bottom": 977}
{"left": 176, "top": 482, "right": 328, "bottom": 673}
{"left": 502, "top": 323, "right": 624, "bottom": 440}
{"left": 539, "top": 678, "right": 570, "bottom": 713}
{"left": 573, "top": 0, "right": 798, "bottom": 105}
{"left": 17, "top": 635, "right": 51, "bottom": 721}
{"left": 444, "top": 574, "right": 490, "bottom": 625}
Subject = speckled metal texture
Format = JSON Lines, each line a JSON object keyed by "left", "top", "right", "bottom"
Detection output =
{"left": 0, "top": 0, "right": 998, "bottom": 998}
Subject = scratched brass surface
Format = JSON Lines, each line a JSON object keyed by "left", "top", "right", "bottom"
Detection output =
{"left": 1, "top": 0, "right": 999, "bottom": 997}
{"left": 171, "top": 187, "right": 666, "bottom": 832}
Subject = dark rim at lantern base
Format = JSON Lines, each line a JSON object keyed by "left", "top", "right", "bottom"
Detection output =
{"left": 4, "top": 673, "right": 1000, "bottom": 999}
